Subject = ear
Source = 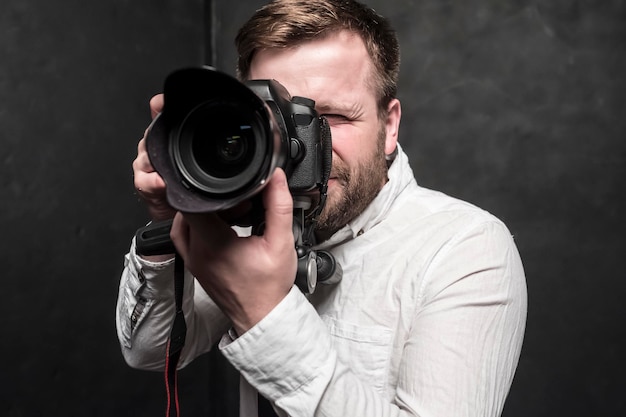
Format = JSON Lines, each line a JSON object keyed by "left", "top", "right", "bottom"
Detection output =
{"left": 384, "top": 98, "right": 401, "bottom": 155}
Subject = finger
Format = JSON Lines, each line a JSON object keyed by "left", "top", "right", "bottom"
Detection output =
{"left": 133, "top": 137, "right": 167, "bottom": 190}
{"left": 262, "top": 168, "right": 294, "bottom": 245}
{"left": 150, "top": 94, "right": 164, "bottom": 119}
{"left": 133, "top": 141, "right": 154, "bottom": 173}
{"left": 137, "top": 135, "right": 147, "bottom": 154}
{"left": 134, "top": 171, "right": 166, "bottom": 194}
{"left": 133, "top": 144, "right": 166, "bottom": 193}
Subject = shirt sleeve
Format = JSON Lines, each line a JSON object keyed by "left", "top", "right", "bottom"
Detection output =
{"left": 396, "top": 219, "right": 527, "bottom": 416}
{"left": 115, "top": 237, "right": 231, "bottom": 370}
{"left": 219, "top": 219, "right": 527, "bottom": 417}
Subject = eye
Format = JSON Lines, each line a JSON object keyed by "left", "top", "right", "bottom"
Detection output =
{"left": 322, "top": 114, "right": 351, "bottom": 125}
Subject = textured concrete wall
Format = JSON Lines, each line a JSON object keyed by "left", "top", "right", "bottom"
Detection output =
{"left": 0, "top": 0, "right": 209, "bottom": 415}
{"left": 2, "top": 0, "right": 624, "bottom": 416}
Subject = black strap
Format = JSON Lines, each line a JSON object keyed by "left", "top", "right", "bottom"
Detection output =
{"left": 165, "top": 254, "right": 187, "bottom": 417}
{"left": 258, "top": 394, "right": 279, "bottom": 417}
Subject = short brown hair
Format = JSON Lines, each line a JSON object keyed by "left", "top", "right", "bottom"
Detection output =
{"left": 235, "top": 0, "right": 400, "bottom": 113}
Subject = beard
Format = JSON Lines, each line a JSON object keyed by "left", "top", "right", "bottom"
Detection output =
{"left": 315, "top": 128, "right": 388, "bottom": 239}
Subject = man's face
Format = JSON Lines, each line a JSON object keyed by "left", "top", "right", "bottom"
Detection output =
{"left": 249, "top": 30, "right": 400, "bottom": 237}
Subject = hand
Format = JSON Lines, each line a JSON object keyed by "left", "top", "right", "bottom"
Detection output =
{"left": 132, "top": 94, "right": 176, "bottom": 222}
{"left": 170, "top": 169, "right": 297, "bottom": 335}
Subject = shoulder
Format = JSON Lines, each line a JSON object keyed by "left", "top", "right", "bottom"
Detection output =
{"left": 389, "top": 183, "right": 512, "bottom": 244}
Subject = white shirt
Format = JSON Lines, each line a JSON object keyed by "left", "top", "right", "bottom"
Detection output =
{"left": 116, "top": 145, "right": 527, "bottom": 417}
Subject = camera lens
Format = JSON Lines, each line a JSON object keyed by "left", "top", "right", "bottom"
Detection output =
{"left": 219, "top": 136, "right": 246, "bottom": 162}
{"left": 173, "top": 101, "right": 269, "bottom": 195}
{"left": 191, "top": 120, "right": 255, "bottom": 179}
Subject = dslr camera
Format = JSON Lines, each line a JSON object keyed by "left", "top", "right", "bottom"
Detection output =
{"left": 138, "top": 66, "right": 337, "bottom": 293}
{"left": 146, "top": 66, "right": 332, "bottom": 214}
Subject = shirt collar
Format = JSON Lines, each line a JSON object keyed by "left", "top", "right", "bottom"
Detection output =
{"left": 316, "top": 143, "right": 415, "bottom": 248}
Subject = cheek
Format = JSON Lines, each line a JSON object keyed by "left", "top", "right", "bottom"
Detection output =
{"left": 328, "top": 125, "right": 363, "bottom": 167}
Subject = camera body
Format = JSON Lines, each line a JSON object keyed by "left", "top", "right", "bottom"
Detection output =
{"left": 146, "top": 66, "right": 332, "bottom": 215}
{"left": 141, "top": 67, "right": 337, "bottom": 293}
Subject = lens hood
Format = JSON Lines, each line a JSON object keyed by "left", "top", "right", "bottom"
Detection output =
{"left": 146, "top": 67, "right": 283, "bottom": 213}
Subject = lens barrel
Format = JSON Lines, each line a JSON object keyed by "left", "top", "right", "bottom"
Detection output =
{"left": 145, "top": 66, "right": 326, "bottom": 214}
{"left": 172, "top": 101, "right": 269, "bottom": 195}
{"left": 145, "top": 67, "right": 284, "bottom": 213}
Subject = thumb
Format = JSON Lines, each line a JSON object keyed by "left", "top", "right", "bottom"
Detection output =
{"left": 262, "top": 168, "right": 293, "bottom": 244}
{"left": 150, "top": 94, "right": 164, "bottom": 119}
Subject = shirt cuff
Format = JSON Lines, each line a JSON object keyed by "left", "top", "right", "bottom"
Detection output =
{"left": 127, "top": 237, "right": 177, "bottom": 298}
{"left": 219, "top": 286, "right": 335, "bottom": 405}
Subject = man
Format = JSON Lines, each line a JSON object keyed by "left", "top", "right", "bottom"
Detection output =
{"left": 116, "top": 1, "right": 527, "bottom": 416}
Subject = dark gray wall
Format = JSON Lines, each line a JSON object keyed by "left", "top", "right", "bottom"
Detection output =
{"left": 2, "top": 0, "right": 624, "bottom": 416}
{"left": 0, "top": 0, "right": 214, "bottom": 415}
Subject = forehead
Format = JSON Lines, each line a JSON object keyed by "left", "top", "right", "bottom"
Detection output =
{"left": 248, "top": 31, "right": 378, "bottom": 110}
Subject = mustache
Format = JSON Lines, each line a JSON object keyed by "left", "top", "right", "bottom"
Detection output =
{"left": 330, "top": 161, "right": 350, "bottom": 183}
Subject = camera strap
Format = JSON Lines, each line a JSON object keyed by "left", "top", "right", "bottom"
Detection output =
{"left": 133, "top": 220, "right": 185, "bottom": 416}
{"left": 165, "top": 253, "right": 187, "bottom": 417}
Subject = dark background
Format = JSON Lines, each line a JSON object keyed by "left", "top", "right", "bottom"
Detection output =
{"left": 1, "top": 0, "right": 624, "bottom": 416}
